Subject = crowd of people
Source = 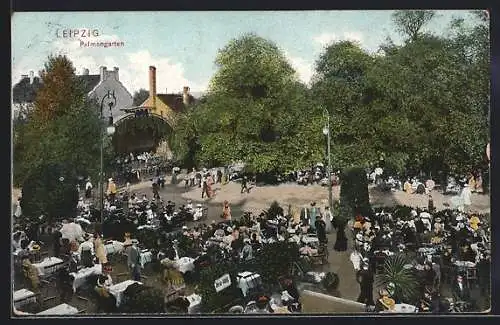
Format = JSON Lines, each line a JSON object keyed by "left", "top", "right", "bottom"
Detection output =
{"left": 348, "top": 205, "right": 490, "bottom": 313}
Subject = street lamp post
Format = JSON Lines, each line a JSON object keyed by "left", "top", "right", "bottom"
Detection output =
{"left": 100, "top": 91, "right": 116, "bottom": 226}
{"left": 322, "top": 107, "right": 333, "bottom": 211}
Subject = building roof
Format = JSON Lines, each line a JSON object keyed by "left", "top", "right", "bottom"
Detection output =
{"left": 12, "top": 77, "right": 43, "bottom": 103}
{"left": 12, "top": 74, "right": 101, "bottom": 103}
{"left": 157, "top": 93, "right": 196, "bottom": 112}
{"left": 78, "top": 75, "right": 101, "bottom": 94}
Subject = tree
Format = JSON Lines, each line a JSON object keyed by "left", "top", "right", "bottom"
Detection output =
{"left": 20, "top": 162, "right": 79, "bottom": 223}
{"left": 392, "top": 10, "right": 436, "bottom": 41}
{"left": 339, "top": 167, "right": 371, "bottom": 221}
{"left": 172, "top": 33, "right": 320, "bottom": 172}
{"left": 133, "top": 88, "right": 149, "bottom": 106}
{"left": 13, "top": 55, "right": 105, "bottom": 221}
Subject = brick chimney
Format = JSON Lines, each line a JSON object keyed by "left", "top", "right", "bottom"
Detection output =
{"left": 29, "top": 71, "right": 34, "bottom": 84}
{"left": 149, "top": 66, "right": 157, "bottom": 107}
{"left": 183, "top": 86, "right": 190, "bottom": 106}
{"left": 113, "top": 67, "right": 119, "bottom": 80}
{"left": 100, "top": 66, "right": 107, "bottom": 82}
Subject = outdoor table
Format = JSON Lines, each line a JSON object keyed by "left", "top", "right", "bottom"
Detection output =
{"left": 108, "top": 280, "right": 142, "bottom": 307}
{"left": 185, "top": 293, "right": 202, "bottom": 314}
{"left": 393, "top": 303, "right": 418, "bottom": 313}
{"left": 454, "top": 261, "right": 476, "bottom": 268}
{"left": 37, "top": 303, "right": 79, "bottom": 315}
{"left": 70, "top": 263, "right": 102, "bottom": 292}
{"left": 104, "top": 240, "right": 124, "bottom": 255}
{"left": 33, "top": 257, "right": 65, "bottom": 276}
{"left": 140, "top": 249, "right": 153, "bottom": 268}
{"left": 301, "top": 235, "right": 319, "bottom": 245}
{"left": 13, "top": 289, "right": 37, "bottom": 308}
{"left": 175, "top": 257, "right": 195, "bottom": 274}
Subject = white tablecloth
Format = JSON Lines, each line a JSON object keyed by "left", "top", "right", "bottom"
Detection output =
{"left": 454, "top": 260, "right": 476, "bottom": 268}
{"left": 186, "top": 293, "right": 202, "bottom": 314}
{"left": 37, "top": 303, "right": 79, "bottom": 315}
{"left": 104, "top": 241, "right": 124, "bottom": 255}
{"left": 140, "top": 250, "right": 153, "bottom": 268}
{"left": 393, "top": 303, "right": 418, "bottom": 313}
{"left": 176, "top": 257, "right": 195, "bottom": 274}
{"left": 70, "top": 264, "right": 103, "bottom": 292}
{"left": 108, "top": 280, "right": 142, "bottom": 307}
{"left": 13, "top": 289, "right": 37, "bottom": 308}
{"left": 33, "top": 257, "right": 65, "bottom": 276}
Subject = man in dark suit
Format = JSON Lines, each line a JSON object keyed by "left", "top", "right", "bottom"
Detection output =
{"left": 452, "top": 274, "right": 471, "bottom": 302}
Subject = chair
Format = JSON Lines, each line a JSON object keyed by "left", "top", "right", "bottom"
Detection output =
{"left": 465, "top": 267, "right": 478, "bottom": 288}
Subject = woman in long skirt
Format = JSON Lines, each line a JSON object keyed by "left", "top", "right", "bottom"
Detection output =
{"left": 334, "top": 222, "right": 348, "bottom": 251}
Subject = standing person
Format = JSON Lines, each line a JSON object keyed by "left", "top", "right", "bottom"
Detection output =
{"left": 428, "top": 194, "right": 435, "bottom": 213}
{"left": 22, "top": 258, "right": 40, "bottom": 293}
{"left": 14, "top": 197, "right": 22, "bottom": 218}
{"left": 356, "top": 263, "right": 375, "bottom": 306}
{"left": 107, "top": 178, "right": 117, "bottom": 202}
{"left": 323, "top": 206, "right": 333, "bottom": 233}
{"left": 475, "top": 170, "right": 483, "bottom": 193}
{"left": 216, "top": 169, "right": 223, "bottom": 184}
{"left": 201, "top": 174, "right": 210, "bottom": 199}
{"left": 85, "top": 178, "right": 93, "bottom": 199}
{"left": 125, "top": 239, "right": 141, "bottom": 281}
{"left": 190, "top": 168, "right": 196, "bottom": 187}
{"left": 315, "top": 215, "right": 327, "bottom": 244}
{"left": 460, "top": 184, "right": 472, "bottom": 212}
{"left": 241, "top": 176, "right": 250, "bottom": 194}
{"left": 309, "top": 202, "right": 318, "bottom": 231}
{"left": 152, "top": 179, "right": 160, "bottom": 199}
{"left": 222, "top": 200, "right": 232, "bottom": 222}
{"left": 94, "top": 232, "right": 108, "bottom": 265}
{"left": 468, "top": 173, "right": 476, "bottom": 193}
{"left": 207, "top": 173, "right": 215, "bottom": 197}
{"left": 334, "top": 220, "right": 348, "bottom": 252}
{"left": 53, "top": 229, "right": 62, "bottom": 258}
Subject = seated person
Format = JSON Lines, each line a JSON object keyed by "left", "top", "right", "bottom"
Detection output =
{"left": 375, "top": 289, "right": 395, "bottom": 312}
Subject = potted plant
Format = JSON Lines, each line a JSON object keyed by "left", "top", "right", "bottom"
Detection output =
{"left": 376, "top": 254, "right": 418, "bottom": 304}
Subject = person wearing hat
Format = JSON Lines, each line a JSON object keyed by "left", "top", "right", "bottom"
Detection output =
{"left": 22, "top": 258, "right": 40, "bottom": 292}
{"left": 452, "top": 273, "right": 471, "bottom": 302}
{"left": 314, "top": 215, "right": 327, "bottom": 244}
{"left": 107, "top": 178, "right": 117, "bottom": 202}
{"left": 78, "top": 233, "right": 95, "bottom": 268}
{"left": 460, "top": 183, "right": 472, "bottom": 212}
{"left": 85, "top": 178, "right": 93, "bottom": 199}
{"left": 309, "top": 202, "right": 318, "bottom": 231}
{"left": 241, "top": 238, "right": 253, "bottom": 262}
{"left": 124, "top": 238, "right": 141, "bottom": 281}
{"left": 356, "top": 261, "right": 375, "bottom": 306}
{"left": 93, "top": 232, "right": 108, "bottom": 265}
{"left": 375, "top": 288, "right": 395, "bottom": 312}
{"left": 222, "top": 200, "right": 232, "bottom": 221}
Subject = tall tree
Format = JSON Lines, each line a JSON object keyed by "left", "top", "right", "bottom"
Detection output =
{"left": 392, "top": 10, "right": 436, "bottom": 41}
{"left": 14, "top": 55, "right": 104, "bottom": 221}
{"left": 132, "top": 88, "right": 149, "bottom": 106}
{"left": 173, "top": 33, "right": 320, "bottom": 172}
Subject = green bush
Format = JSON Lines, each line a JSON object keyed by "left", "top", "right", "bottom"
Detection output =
{"left": 20, "top": 163, "right": 79, "bottom": 224}
{"left": 376, "top": 254, "right": 418, "bottom": 304}
{"left": 120, "top": 286, "right": 165, "bottom": 313}
{"left": 339, "top": 167, "right": 372, "bottom": 221}
{"left": 198, "top": 260, "right": 240, "bottom": 312}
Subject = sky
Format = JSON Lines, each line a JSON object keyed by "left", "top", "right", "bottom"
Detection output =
{"left": 11, "top": 10, "right": 480, "bottom": 96}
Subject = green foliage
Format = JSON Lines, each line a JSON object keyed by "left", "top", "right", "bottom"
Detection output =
{"left": 113, "top": 115, "right": 172, "bottom": 154}
{"left": 321, "top": 272, "right": 340, "bottom": 292}
{"left": 120, "top": 286, "right": 165, "bottom": 313}
{"left": 172, "top": 34, "right": 322, "bottom": 172}
{"left": 253, "top": 241, "right": 300, "bottom": 284}
{"left": 339, "top": 167, "right": 372, "bottom": 220}
{"left": 376, "top": 254, "right": 419, "bottom": 304}
{"left": 20, "top": 163, "right": 79, "bottom": 223}
{"left": 133, "top": 88, "right": 149, "bottom": 106}
{"left": 13, "top": 55, "right": 108, "bottom": 224}
{"left": 391, "top": 10, "right": 436, "bottom": 41}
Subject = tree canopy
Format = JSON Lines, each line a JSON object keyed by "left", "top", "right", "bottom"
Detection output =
{"left": 13, "top": 55, "right": 108, "bottom": 220}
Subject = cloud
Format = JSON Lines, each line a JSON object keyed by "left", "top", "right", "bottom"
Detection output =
{"left": 12, "top": 33, "right": 209, "bottom": 95}
{"left": 313, "top": 31, "right": 364, "bottom": 47}
{"left": 284, "top": 51, "right": 314, "bottom": 86}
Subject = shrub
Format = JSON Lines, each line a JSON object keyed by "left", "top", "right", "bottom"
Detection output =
{"left": 20, "top": 162, "right": 79, "bottom": 224}
{"left": 120, "top": 285, "right": 165, "bottom": 313}
{"left": 339, "top": 167, "right": 372, "bottom": 221}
